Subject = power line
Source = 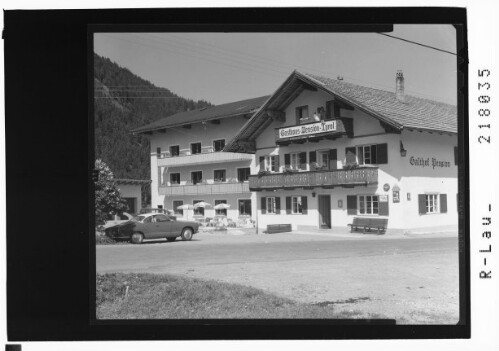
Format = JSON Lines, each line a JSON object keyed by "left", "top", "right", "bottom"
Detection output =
{"left": 376, "top": 32, "right": 457, "bottom": 56}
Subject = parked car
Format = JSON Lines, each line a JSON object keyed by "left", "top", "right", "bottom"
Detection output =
{"left": 104, "top": 213, "right": 200, "bottom": 244}
{"left": 102, "top": 212, "right": 134, "bottom": 229}
{"left": 139, "top": 207, "right": 172, "bottom": 215}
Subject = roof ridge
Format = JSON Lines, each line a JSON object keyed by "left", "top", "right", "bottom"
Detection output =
{"left": 299, "top": 71, "right": 456, "bottom": 108}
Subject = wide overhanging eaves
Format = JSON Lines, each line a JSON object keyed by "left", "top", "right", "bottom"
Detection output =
{"left": 225, "top": 71, "right": 404, "bottom": 152}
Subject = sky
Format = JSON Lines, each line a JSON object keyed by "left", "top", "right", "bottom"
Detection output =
{"left": 94, "top": 25, "right": 457, "bottom": 105}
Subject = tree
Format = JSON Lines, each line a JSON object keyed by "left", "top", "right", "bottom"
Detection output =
{"left": 94, "top": 159, "right": 127, "bottom": 225}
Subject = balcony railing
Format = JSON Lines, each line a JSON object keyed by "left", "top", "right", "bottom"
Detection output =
{"left": 159, "top": 180, "right": 250, "bottom": 196}
{"left": 249, "top": 167, "right": 378, "bottom": 190}
{"left": 275, "top": 118, "right": 353, "bottom": 145}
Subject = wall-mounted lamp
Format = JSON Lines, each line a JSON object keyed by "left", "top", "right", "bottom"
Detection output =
{"left": 312, "top": 192, "right": 316, "bottom": 198}
{"left": 400, "top": 141, "right": 407, "bottom": 157}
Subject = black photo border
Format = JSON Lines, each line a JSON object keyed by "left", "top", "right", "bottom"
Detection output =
{"left": 4, "top": 7, "right": 469, "bottom": 341}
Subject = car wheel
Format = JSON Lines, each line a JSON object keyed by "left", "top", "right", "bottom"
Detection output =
{"left": 181, "top": 228, "right": 193, "bottom": 241}
{"left": 130, "top": 232, "right": 144, "bottom": 244}
{"left": 166, "top": 237, "right": 176, "bottom": 242}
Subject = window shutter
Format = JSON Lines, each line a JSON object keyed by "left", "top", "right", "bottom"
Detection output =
{"left": 261, "top": 197, "right": 267, "bottom": 214}
{"left": 333, "top": 103, "right": 341, "bottom": 118}
{"left": 275, "top": 197, "right": 281, "bottom": 214}
{"left": 357, "top": 147, "right": 364, "bottom": 165}
{"left": 377, "top": 143, "right": 388, "bottom": 164}
{"left": 299, "top": 152, "right": 307, "bottom": 170}
{"left": 454, "top": 147, "right": 458, "bottom": 165}
{"left": 418, "top": 194, "right": 427, "bottom": 215}
{"left": 345, "top": 147, "right": 356, "bottom": 164}
{"left": 309, "top": 151, "right": 317, "bottom": 164}
{"left": 371, "top": 145, "right": 378, "bottom": 164}
{"left": 329, "top": 149, "right": 337, "bottom": 170}
{"left": 440, "top": 194, "right": 447, "bottom": 213}
{"left": 346, "top": 195, "right": 357, "bottom": 215}
{"left": 379, "top": 197, "right": 389, "bottom": 216}
{"left": 259, "top": 156, "right": 265, "bottom": 171}
{"left": 284, "top": 154, "right": 291, "bottom": 168}
{"left": 302, "top": 196, "right": 308, "bottom": 215}
{"left": 325, "top": 100, "right": 334, "bottom": 120}
{"left": 286, "top": 196, "right": 292, "bottom": 214}
{"left": 271, "top": 156, "right": 280, "bottom": 172}
{"left": 295, "top": 107, "right": 301, "bottom": 124}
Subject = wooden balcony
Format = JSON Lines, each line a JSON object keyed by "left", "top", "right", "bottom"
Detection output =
{"left": 275, "top": 118, "right": 353, "bottom": 145}
{"left": 249, "top": 167, "right": 378, "bottom": 191}
{"left": 159, "top": 181, "right": 250, "bottom": 196}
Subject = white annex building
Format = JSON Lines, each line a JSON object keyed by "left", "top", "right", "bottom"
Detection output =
{"left": 132, "top": 96, "right": 269, "bottom": 224}
{"left": 134, "top": 70, "right": 458, "bottom": 234}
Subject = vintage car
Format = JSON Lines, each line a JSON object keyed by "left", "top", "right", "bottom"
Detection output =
{"left": 104, "top": 213, "right": 200, "bottom": 244}
{"left": 102, "top": 212, "right": 134, "bottom": 229}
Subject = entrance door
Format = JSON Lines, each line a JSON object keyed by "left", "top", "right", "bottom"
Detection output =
{"left": 318, "top": 195, "right": 331, "bottom": 229}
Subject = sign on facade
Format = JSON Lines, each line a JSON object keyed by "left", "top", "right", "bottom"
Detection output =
{"left": 277, "top": 120, "right": 337, "bottom": 139}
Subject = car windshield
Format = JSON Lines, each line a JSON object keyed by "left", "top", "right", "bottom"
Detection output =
{"left": 130, "top": 215, "right": 147, "bottom": 222}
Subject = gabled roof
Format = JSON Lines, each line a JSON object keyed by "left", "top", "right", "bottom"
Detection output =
{"left": 225, "top": 71, "right": 457, "bottom": 152}
{"left": 131, "top": 95, "right": 270, "bottom": 134}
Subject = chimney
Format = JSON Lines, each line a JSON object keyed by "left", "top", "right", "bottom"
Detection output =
{"left": 395, "top": 70, "right": 405, "bottom": 102}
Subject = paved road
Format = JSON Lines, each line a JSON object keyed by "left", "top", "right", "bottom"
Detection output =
{"left": 96, "top": 232, "right": 460, "bottom": 324}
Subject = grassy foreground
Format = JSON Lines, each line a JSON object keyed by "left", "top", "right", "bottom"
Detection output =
{"left": 97, "top": 273, "right": 375, "bottom": 319}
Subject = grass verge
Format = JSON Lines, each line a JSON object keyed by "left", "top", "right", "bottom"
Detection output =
{"left": 97, "top": 273, "right": 383, "bottom": 319}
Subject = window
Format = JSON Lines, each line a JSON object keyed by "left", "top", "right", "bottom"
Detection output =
{"left": 425, "top": 194, "right": 439, "bottom": 214}
{"left": 239, "top": 199, "right": 252, "bottom": 216}
{"left": 213, "top": 139, "right": 225, "bottom": 152}
{"left": 266, "top": 197, "right": 277, "bottom": 214}
{"left": 191, "top": 171, "right": 203, "bottom": 185}
{"left": 170, "top": 173, "right": 181, "bottom": 185}
{"left": 292, "top": 196, "right": 303, "bottom": 214}
{"left": 173, "top": 200, "right": 183, "bottom": 215}
{"left": 319, "top": 151, "right": 329, "bottom": 169}
{"left": 285, "top": 152, "right": 306, "bottom": 170}
{"left": 156, "top": 147, "right": 161, "bottom": 157}
{"left": 264, "top": 155, "right": 279, "bottom": 172}
{"left": 296, "top": 105, "right": 309, "bottom": 123}
{"left": 358, "top": 195, "right": 379, "bottom": 215}
{"left": 191, "top": 142, "right": 201, "bottom": 155}
{"left": 346, "top": 143, "right": 388, "bottom": 165}
{"left": 213, "top": 169, "right": 226, "bottom": 182}
{"left": 237, "top": 167, "right": 251, "bottom": 182}
{"left": 357, "top": 145, "right": 377, "bottom": 165}
{"left": 155, "top": 214, "right": 170, "bottom": 222}
{"left": 419, "top": 194, "right": 447, "bottom": 215}
{"left": 170, "top": 145, "right": 180, "bottom": 157}
{"left": 215, "top": 200, "right": 227, "bottom": 216}
{"left": 193, "top": 200, "right": 205, "bottom": 216}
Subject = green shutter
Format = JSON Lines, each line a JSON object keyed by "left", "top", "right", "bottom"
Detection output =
{"left": 371, "top": 145, "right": 377, "bottom": 164}
{"left": 275, "top": 197, "right": 281, "bottom": 214}
{"left": 259, "top": 156, "right": 265, "bottom": 171}
{"left": 286, "top": 196, "right": 292, "bottom": 214}
{"left": 347, "top": 195, "right": 357, "bottom": 215}
{"left": 440, "top": 194, "right": 447, "bottom": 213}
{"left": 284, "top": 154, "right": 290, "bottom": 168}
{"left": 325, "top": 100, "right": 334, "bottom": 120}
{"left": 261, "top": 197, "right": 267, "bottom": 214}
{"left": 377, "top": 143, "right": 388, "bottom": 164}
{"left": 378, "top": 196, "right": 389, "bottom": 216}
{"left": 295, "top": 107, "right": 301, "bottom": 124}
{"left": 418, "top": 194, "right": 427, "bottom": 214}
{"left": 301, "top": 196, "right": 308, "bottom": 215}
{"left": 345, "top": 147, "right": 356, "bottom": 164}
{"left": 329, "top": 149, "right": 337, "bottom": 170}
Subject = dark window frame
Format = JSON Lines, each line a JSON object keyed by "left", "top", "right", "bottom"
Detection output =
{"left": 170, "top": 173, "right": 181, "bottom": 185}
{"left": 170, "top": 145, "right": 180, "bottom": 157}
{"left": 213, "top": 139, "right": 226, "bottom": 152}
{"left": 191, "top": 142, "right": 202, "bottom": 155}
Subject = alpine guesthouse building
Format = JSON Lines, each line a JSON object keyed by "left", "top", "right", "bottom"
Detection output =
{"left": 135, "top": 70, "right": 458, "bottom": 234}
